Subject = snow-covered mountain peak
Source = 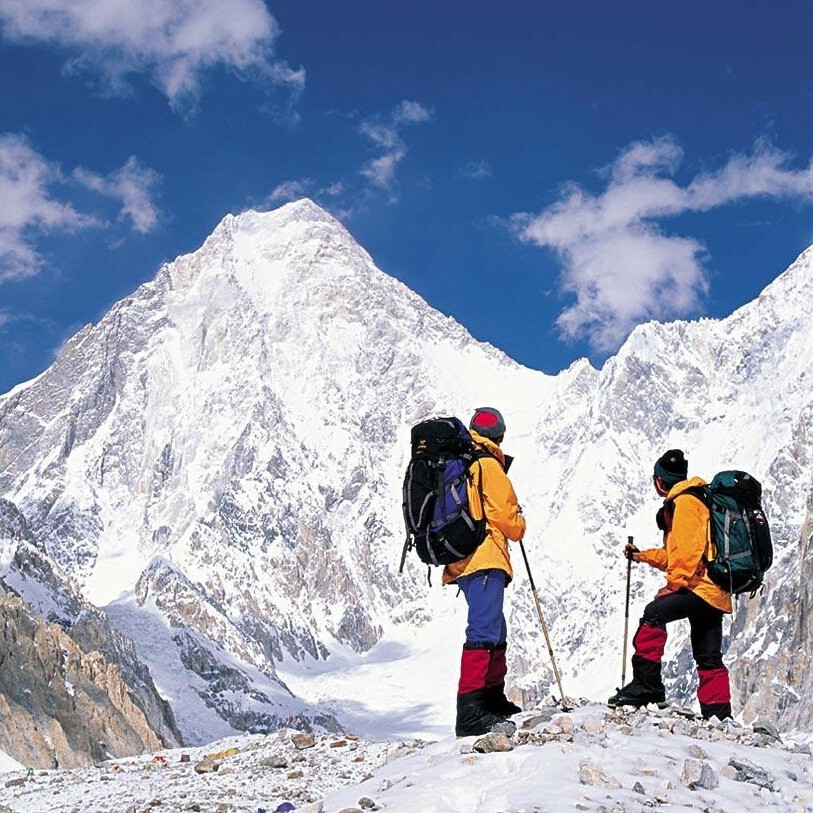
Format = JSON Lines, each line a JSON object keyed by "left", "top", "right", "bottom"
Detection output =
{"left": 207, "top": 198, "right": 344, "bottom": 242}
{"left": 2, "top": 202, "right": 812, "bottom": 748}
{"left": 243, "top": 197, "right": 343, "bottom": 228}
{"left": 163, "top": 198, "right": 367, "bottom": 305}
{"left": 154, "top": 199, "right": 530, "bottom": 385}
{"left": 722, "top": 242, "right": 813, "bottom": 331}
{"left": 758, "top": 242, "right": 813, "bottom": 298}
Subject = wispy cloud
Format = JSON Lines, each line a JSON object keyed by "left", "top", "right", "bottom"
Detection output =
{"left": 0, "top": 134, "right": 96, "bottom": 281}
{"left": 265, "top": 178, "right": 346, "bottom": 207}
{"left": 267, "top": 178, "right": 316, "bottom": 204}
{"left": 459, "top": 160, "right": 492, "bottom": 180}
{"left": 0, "top": 307, "right": 50, "bottom": 330}
{"left": 360, "top": 100, "right": 432, "bottom": 200}
{"left": 512, "top": 136, "right": 813, "bottom": 352}
{"left": 0, "top": 0, "right": 304, "bottom": 115}
{"left": 0, "top": 134, "right": 162, "bottom": 281}
{"left": 263, "top": 100, "right": 432, "bottom": 217}
{"left": 74, "top": 156, "right": 162, "bottom": 233}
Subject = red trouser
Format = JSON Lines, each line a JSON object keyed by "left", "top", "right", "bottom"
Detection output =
{"left": 458, "top": 643, "right": 508, "bottom": 694}
{"left": 633, "top": 589, "right": 731, "bottom": 718}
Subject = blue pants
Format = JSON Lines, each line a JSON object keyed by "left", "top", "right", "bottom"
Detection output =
{"left": 457, "top": 569, "right": 507, "bottom": 645}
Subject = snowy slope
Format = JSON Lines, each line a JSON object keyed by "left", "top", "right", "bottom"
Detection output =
{"left": 0, "top": 200, "right": 811, "bottom": 743}
{"left": 0, "top": 702, "right": 811, "bottom": 813}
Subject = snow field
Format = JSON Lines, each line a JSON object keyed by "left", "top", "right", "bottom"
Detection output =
{"left": 1, "top": 703, "right": 810, "bottom": 813}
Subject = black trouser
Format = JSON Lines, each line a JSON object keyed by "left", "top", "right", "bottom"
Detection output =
{"left": 633, "top": 589, "right": 731, "bottom": 718}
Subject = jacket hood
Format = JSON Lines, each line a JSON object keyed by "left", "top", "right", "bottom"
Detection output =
{"left": 470, "top": 430, "right": 505, "bottom": 467}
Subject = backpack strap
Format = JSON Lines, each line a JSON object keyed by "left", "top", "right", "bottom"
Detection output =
{"left": 470, "top": 442, "right": 505, "bottom": 470}
{"left": 464, "top": 451, "right": 488, "bottom": 524}
{"left": 658, "top": 485, "right": 709, "bottom": 533}
{"left": 679, "top": 485, "right": 711, "bottom": 506}
{"left": 660, "top": 485, "right": 715, "bottom": 564}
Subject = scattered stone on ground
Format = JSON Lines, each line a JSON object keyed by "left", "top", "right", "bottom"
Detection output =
{"left": 727, "top": 756, "right": 776, "bottom": 790}
{"left": 579, "top": 760, "right": 621, "bottom": 789}
{"left": 0, "top": 702, "right": 810, "bottom": 812}
{"left": 680, "top": 758, "right": 718, "bottom": 790}
{"left": 753, "top": 721, "right": 782, "bottom": 742}
{"left": 472, "top": 732, "right": 513, "bottom": 754}
{"left": 291, "top": 732, "right": 316, "bottom": 750}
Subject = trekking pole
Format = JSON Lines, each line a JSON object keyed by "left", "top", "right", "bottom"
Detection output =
{"left": 519, "top": 540, "right": 566, "bottom": 703}
{"left": 621, "top": 535, "right": 633, "bottom": 688}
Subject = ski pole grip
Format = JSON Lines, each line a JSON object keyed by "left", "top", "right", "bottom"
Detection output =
{"left": 519, "top": 540, "right": 536, "bottom": 592}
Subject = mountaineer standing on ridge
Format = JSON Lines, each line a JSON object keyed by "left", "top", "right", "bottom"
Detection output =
{"left": 609, "top": 449, "right": 733, "bottom": 720}
{"left": 444, "top": 407, "right": 527, "bottom": 737}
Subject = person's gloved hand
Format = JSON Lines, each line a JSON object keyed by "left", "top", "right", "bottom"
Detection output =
{"left": 624, "top": 542, "right": 640, "bottom": 562}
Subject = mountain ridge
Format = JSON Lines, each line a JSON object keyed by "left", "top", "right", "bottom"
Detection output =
{"left": 0, "top": 200, "right": 811, "bottom": 752}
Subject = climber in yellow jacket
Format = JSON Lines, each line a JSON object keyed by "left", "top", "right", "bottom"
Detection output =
{"left": 609, "top": 449, "right": 733, "bottom": 719}
{"left": 444, "top": 407, "right": 526, "bottom": 737}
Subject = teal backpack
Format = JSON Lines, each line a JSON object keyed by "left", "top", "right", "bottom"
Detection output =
{"left": 681, "top": 471, "right": 773, "bottom": 595}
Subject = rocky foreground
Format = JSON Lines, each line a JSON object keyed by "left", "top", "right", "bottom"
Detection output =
{"left": 0, "top": 700, "right": 811, "bottom": 812}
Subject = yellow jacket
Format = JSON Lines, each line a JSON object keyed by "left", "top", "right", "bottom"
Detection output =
{"left": 638, "top": 477, "right": 732, "bottom": 613}
{"left": 442, "top": 431, "right": 526, "bottom": 585}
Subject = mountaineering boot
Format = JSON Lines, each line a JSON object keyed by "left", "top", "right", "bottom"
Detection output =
{"left": 610, "top": 623, "right": 668, "bottom": 708}
{"left": 607, "top": 680, "right": 667, "bottom": 709}
{"left": 608, "top": 653, "right": 667, "bottom": 708}
{"left": 483, "top": 683, "right": 522, "bottom": 717}
{"left": 482, "top": 643, "right": 522, "bottom": 717}
{"left": 455, "top": 691, "right": 517, "bottom": 737}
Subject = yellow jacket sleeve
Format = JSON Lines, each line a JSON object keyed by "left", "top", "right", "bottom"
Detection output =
{"left": 662, "top": 494, "right": 708, "bottom": 591}
{"left": 477, "top": 457, "right": 526, "bottom": 542}
{"left": 638, "top": 547, "right": 668, "bottom": 571}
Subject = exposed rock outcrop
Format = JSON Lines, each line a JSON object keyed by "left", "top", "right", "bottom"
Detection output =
{"left": 0, "top": 499, "right": 182, "bottom": 766}
{"left": 0, "top": 586, "right": 161, "bottom": 768}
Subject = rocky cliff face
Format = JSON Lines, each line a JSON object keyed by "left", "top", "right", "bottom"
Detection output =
{"left": 0, "top": 200, "right": 811, "bottom": 739}
{"left": 0, "top": 499, "right": 181, "bottom": 767}
{"left": 0, "top": 584, "right": 163, "bottom": 769}
{"left": 732, "top": 474, "right": 813, "bottom": 730}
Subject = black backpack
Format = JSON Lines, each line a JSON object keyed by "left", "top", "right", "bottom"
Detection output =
{"left": 670, "top": 471, "right": 773, "bottom": 595}
{"left": 400, "top": 417, "right": 487, "bottom": 574}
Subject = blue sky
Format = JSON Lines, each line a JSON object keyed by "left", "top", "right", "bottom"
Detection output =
{"left": 1, "top": 0, "right": 812, "bottom": 393}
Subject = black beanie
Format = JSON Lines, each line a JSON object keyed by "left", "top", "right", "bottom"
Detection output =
{"left": 653, "top": 449, "right": 688, "bottom": 486}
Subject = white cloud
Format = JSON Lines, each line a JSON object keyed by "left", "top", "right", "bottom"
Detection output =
{"left": 265, "top": 178, "right": 346, "bottom": 208}
{"left": 392, "top": 100, "right": 432, "bottom": 126}
{"left": 360, "top": 100, "right": 432, "bottom": 198}
{"left": 321, "top": 181, "right": 345, "bottom": 198}
{"left": 360, "top": 150, "right": 406, "bottom": 191}
{"left": 0, "top": 0, "right": 304, "bottom": 113}
{"left": 513, "top": 137, "right": 813, "bottom": 351}
{"left": 0, "top": 134, "right": 162, "bottom": 281}
{"left": 74, "top": 156, "right": 162, "bottom": 233}
{"left": 0, "top": 134, "right": 96, "bottom": 281}
{"left": 267, "top": 178, "right": 315, "bottom": 204}
{"left": 263, "top": 101, "right": 431, "bottom": 217}
{"left": 459, "top": 160, "right": 492, "bottom": 180}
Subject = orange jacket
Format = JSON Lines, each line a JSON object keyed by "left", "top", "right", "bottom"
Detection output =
{"left": 442, "top": 431, "right": 526, "bottom": 585}
{"left": 637, "top": 477, "right": 732, "bottom": 613}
